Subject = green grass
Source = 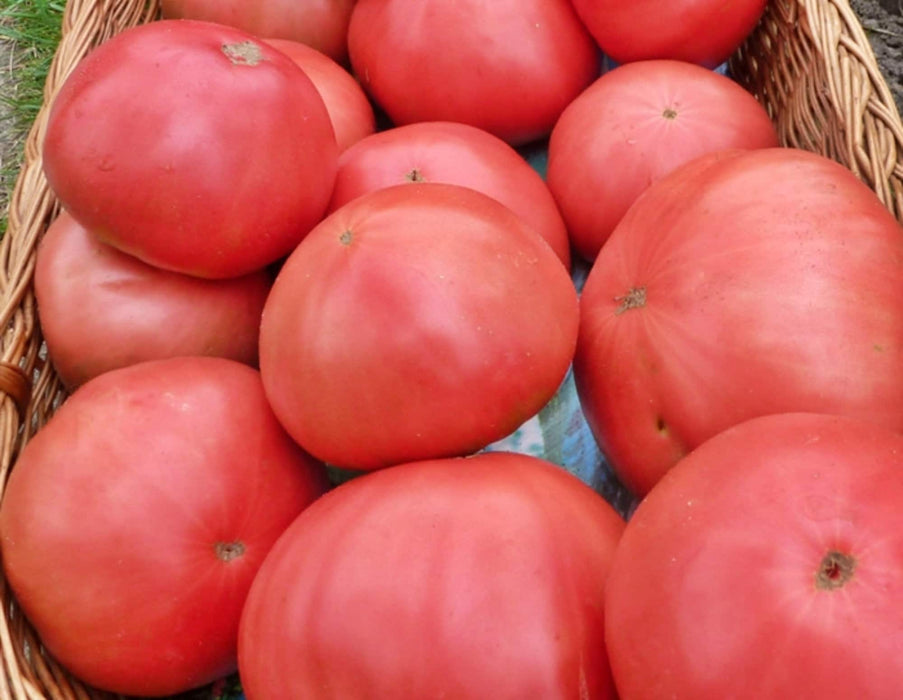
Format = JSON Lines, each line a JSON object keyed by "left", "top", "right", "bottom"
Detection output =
{"left": 0, "top": 0, "right": 65, "bottom": 234}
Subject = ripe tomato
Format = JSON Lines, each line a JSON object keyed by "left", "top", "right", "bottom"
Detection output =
{"left": 259, "top": 183, "right": 579, "bottom": 471}
{"left": 575, "top": 147, "right": 903, "bottom": 497}
{"left": 347, "top": 0, "right": 600, "bottom": 145}
{"left": 42, "top": 20, "right": 337, "bottom": 279}
{"left": 160, "top": 0, "right": 356, "bottom": 63}
{"left": 605, "top": 412, "right": 903, "bottom": 698}
{"left": 263, "top": 38, "right": 376, "bottom": 152}
{"left": 239, "top": 451, "right": 626, "bottom": 699}
{"left": 0, "top": 357, "right": 329, "bottom": 697}
{"left": 328, "top": 120, "right": 571, "bottom": 267}
{"left": 547, "top": 59, "right": 778, "bottom": 261}
{"left": 34, "top": 210, "right": 272, "bottom": 389}
{"left": 571, "top": 0, "right": 768, "bottom": 68}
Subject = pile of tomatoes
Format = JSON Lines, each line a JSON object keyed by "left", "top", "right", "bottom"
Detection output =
{"left": 1, "top": 1, "right": 901, "bottom": 698}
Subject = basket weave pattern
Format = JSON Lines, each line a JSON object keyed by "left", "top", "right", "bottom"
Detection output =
{"left": 0, "top": 0, "right": 901, "bottom": 698}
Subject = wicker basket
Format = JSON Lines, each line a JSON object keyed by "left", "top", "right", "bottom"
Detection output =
{"left": 0, "top": 0, "right": 902, "bottom": 698}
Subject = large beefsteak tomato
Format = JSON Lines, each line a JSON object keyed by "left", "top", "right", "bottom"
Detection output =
{"left": 259, "top": 183, "right": 579, "bottom": 471}
{"left": 160, "top": 0, "right": 356, "bottom": 63}
{"left": 42, "top": 20, "right": 337, "bottom": 279}
{"left": 0, "top": 357, "right": 329, "bottom": 696}
{"left": 570, "top": 0, "right": 768, "bottom": 68}
{"left": 328, "top": 120, "right": 571, "bottom": 267}
{"left": 547, "top": 59, "right": 778, "bottom": 261}
{"left": 575, "top": 147, "right": 903, "bottom": 497}
{"left": 263, "top": 38, "right": 376, "bottom": 152}
{"left": 347, "top": 0, "right": 600, "bottom": 145}
{"left": 239, "top": 451, "right": 626, "bottom": 699}
{"left": 605, "top": 412, "right": 903, "bottom": 698}
{"left": 34, "top": 210, "right": 272, "bottom": 389}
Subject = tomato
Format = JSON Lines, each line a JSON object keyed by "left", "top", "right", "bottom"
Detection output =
{"left": 347, "top": 0, "right": 600, "bottom": 146}
{"left": 574, "top": 147, "right": 903, "bottom": 497}
{"left": 259, "top": 183, "right": 579, "bottom": 471}
{"left": 263, "top": 38, "right": 376, "bottom": 152}
{"left": 42, "top": 20, "right": 337, "bottom": 279}
{"left": 239, "top": 451, "right": 626, "bottom": 699}
{"left": 605, "top": 412, "right": 903, "bottom": 698}
{"left": 328, "top": 120, "right": 571, "bottom": 267}
{"left": 547, "top": 59, "right": 778, "bottom": 261}
{"left": 0, "top": 357, "right": 329, "bottom": 697}
{"left": 160, "top": 0, "right": 356, "bottom": 63}
{"left": 570, "top": 0, "right": 768, "bottom": 68}
{"left": 34, "top": 210, "right": 272, "bottom": 389}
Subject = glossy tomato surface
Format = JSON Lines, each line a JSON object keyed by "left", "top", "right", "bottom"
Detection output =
{"left": 263, "top": 38, "right": 376, "bottom": 152}
{"left": 259, "top": 183, "right": 579, "bottom": 471}
{"left": 160, "top": 0, "right": 356, "bottom": 62}
{"left": 42, "top": 20, "right": 337, "bottom": 279}
{"left": 547, "top": 59, "right": 778, "bottom": 260}
{"left": 347, "top": 0, "right": 600, "bottom": 145}
{"left": 328, "top": 120, "right": 571, "bottom": 267}
{"left": 605, "top": 413, "right": 903, "bottom": 699}
{"left": 34, "top": 210, "right": 272, "bottom": 389}
{"left": 571, "top": 0, "right": 768, "bottom": 68}
{"left": 575, "top": 147, "right": 903, "bottom": 497}
{"left": 0, "top": 357, "right": 329, "bottom": 696}
{"left": 239, "top": 451, "right": 626, "bottom": 699}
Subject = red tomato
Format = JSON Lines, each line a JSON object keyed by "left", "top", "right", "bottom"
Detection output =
{"left": 263, "top": 38, "right": 376, "bottom": 152}
{"left": 0, "top": 357, "right": 329, "bottom": 697}
{"left": 605, "top": 412, "right": 903, "bottom": 699}
{"left": 571, "top": 0, "right": 768, "bottom": 68}
{"left": 42, "top": 20, "right": 337, "bottom": 279}
{"left": 328, "top": 121, "right": 571, "bottom": 267}
{"left": 347, "top": 0, "right": 600, "bottom": 145}
{"left": 34, "top": 210, "right": 272, "bottom": 389}
{"left": 547, "top": 60, "right": 778, "bottom": 261}
{"left": 160, "top": 0, "right": 356, "bottom": 63}
{"left": 239, "top": 451, "right": 626, "bottom": 699}
{"left": 574, "top": 147, "right": 903, "bottom": 497}
{"left": 259, "top": 183, "right": 579, "bottom": 471}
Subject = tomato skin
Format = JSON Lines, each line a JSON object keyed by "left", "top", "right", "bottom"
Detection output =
{"left": 328, "top": 120, "right": 571, "bottom": 267}
{"left": 262, "top": 38, "right": 376, "bottom": 152}
{"left": 571, "top": 0, "right": 768, "bottom": 68}
{"left": 347, "top": 0, "right": 600, "bottom": 146}
{"left": 547, "top": 60, "right": 778, "bottom": 261}
{"left": 574, "top": 147, "right": 903, "bottom": 497}
{"left": 0, "top": 357, "right": 329, "bottom": 697}
{"left": 160, "top": 0, "right": 356, "bottom": 63}
{"left": 42, "top": 20, "right": 337, "bottom": 279}
{"left": 605, "top": 412, "right": 903, "bottom": 699}
{"left": 259, "top": 183, "right": 579, "bottom": 471}
{"left": 34, "top": 210, "right": 272, "bottom": 389}
{"left": 239, "top": 451, "right": 625, "bottom": 699}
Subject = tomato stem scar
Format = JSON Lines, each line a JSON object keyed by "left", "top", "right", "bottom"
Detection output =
{"left": 662, "top": 107, "right": 678, "bottom": 119}
{"left": 340, "top": 230, "right": 354, "bottom": 245}
{"left": 215, "top": 541, "right": 246, "bottom": 562}
{"left": 815, "top": 550, "right": 856, "bottom": 590}
{"left": 614, "top": 286, "right": 647, "bottom": 314}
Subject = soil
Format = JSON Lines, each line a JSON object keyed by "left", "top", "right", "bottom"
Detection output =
{"left": 852, "top": 0, "right": 903, "bottom": 115}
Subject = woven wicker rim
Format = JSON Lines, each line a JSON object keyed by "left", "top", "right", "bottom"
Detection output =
{"left": 1, "top": 0, "right": 902, "bottom": 698}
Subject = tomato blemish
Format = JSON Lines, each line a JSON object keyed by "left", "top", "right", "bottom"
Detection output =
{"left": 222, "top": 40, "right": 264, "bottom": 66}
